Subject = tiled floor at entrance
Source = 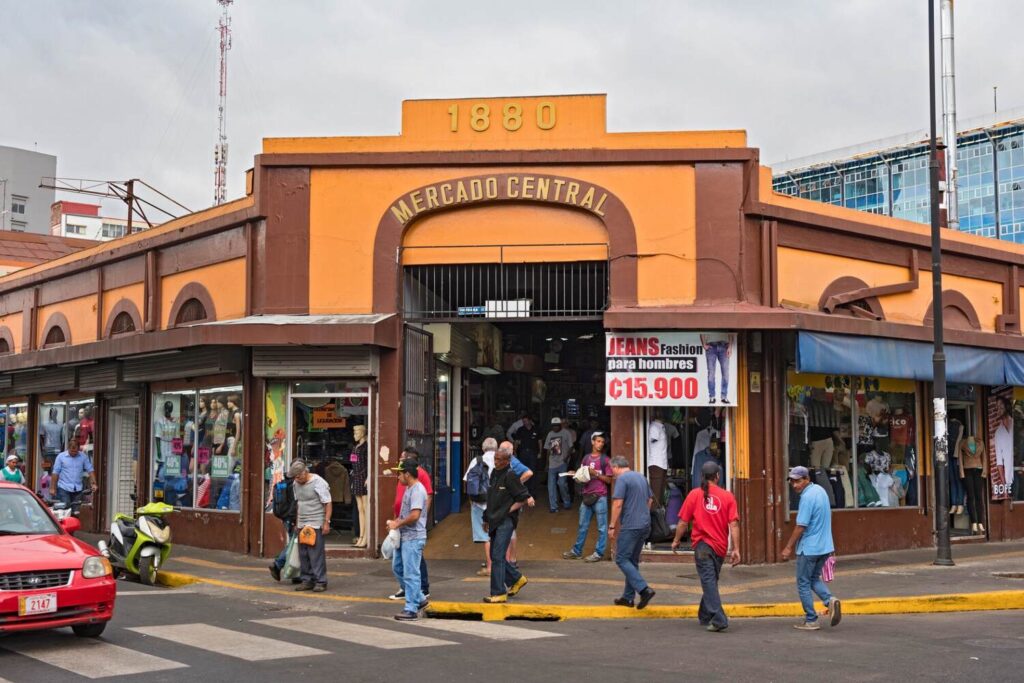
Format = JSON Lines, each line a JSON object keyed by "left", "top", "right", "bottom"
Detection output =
{"left": 426, "top": 492, "right": 596, "bottom": 561}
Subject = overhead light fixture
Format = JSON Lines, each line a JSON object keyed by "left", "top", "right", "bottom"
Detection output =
{"left": 545, "top": 337, "right": 553, "bottom": 342}
{"left": 577, "top": 333, "right": 595, "bottom": 340}
{"left": 471, "top": 366, "right": 500, "bottom": 376}
{"left": 560, "top": 337, "right": 569, "bottom": 342}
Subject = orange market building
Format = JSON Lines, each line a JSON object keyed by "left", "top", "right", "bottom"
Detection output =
{"left": 1, "top": 94, "right": 1023, "bottom": 564}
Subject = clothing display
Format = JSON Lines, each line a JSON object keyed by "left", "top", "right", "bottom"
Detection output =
{"left": 809, "top": 438, "right": 835, "bottom": 469}
{"left": 691, "top": 448, "right": 723, "bottom": 491}
{"left": 813, "top": 469, "right": 836, "bottom": 507}
{"left": 870, "top": 472, "right": 896, "bottom": 507}
{"left": 324, "top": 460, "right": 352, "bottom": 504}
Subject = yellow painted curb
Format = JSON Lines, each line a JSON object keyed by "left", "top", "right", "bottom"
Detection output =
{"left": 157, "top": 571, "right": 202, "bottom": 588}
{"left": 427, "top": 589, "right": 1024, "bottom": 622}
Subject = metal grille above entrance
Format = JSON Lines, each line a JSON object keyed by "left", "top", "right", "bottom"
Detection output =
{"left": 403, "top": 246, "right": 608, "bottom": 321}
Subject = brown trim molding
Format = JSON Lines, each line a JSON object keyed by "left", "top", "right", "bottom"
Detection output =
{"left": 371, "top": 172, "right": 638, "bottom": 312}
{"left": 253, "top": 169, "right": 309, "bottom": 315}
{"left": 258, "top": 147, "right": 759, "bottom": 169}
{"left": 0, "top": 203, "right": 258, "bottom": 297}
{"left": 40, "top": 311, "right": 71, "bottom": 348}
{"left": 166, "top": 282, "right": 217, "bottom": 328}
{"left": 924, "top": 290, "right": 982, "bottom": 331}
{"left": 0, "top": 326, "right": 13, "bottom": 354}
{"left": 0, "top": 317, "right": 399, "bottom": 372}
{"left": 157, "top": 227, "right": 247, "bottom": 277}
{"left": 38, "top": 270, "right": 100, "bottom": 307}
{"left": 818, "top": 276, "right": 886, "bottom": 320}
{"left": 103, "top": 298, "right": 143, "bottom": 338}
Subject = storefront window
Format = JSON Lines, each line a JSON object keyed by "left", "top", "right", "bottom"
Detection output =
{"left": 642, "top": 406, "right": 731, "bottom": 504}
{"left": 1, "top": 403, "right": 28, "bottom": 488}
{"left": 35, "top": 399, "right": 95, "bottom": 503}
{"left": 786, "top": 372, "right": 920, "bottom": 510}
{"left": 152, "top": 384, "right": 242, "bottom": 511}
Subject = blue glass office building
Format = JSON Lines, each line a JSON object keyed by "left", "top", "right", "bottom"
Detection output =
{"left": 772, "top": 110, "right": 1024, "bottom": 242}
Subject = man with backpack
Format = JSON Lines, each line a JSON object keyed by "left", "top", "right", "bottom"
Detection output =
{"left": 464, "top": 438, "right": 497, "bottom": 576}
{"left": 563, "top": 432, "right": 613, "bottom": 562}
{"left": 269, "top": 468, "right": 299, "bottom": 583}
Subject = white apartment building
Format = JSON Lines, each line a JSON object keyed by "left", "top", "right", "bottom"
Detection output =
{"left": 50, "top": 200, "right": 147, "bottom": 241}
{"left": 0, "top": 145, "right": 57, "bottom": 234}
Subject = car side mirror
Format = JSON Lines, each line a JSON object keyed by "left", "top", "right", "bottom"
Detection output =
{"left": 60, "top": 516, "right": 81, "bottom": 535}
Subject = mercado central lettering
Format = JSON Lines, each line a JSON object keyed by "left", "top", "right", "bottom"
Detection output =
{"left": 389, "top": 174, "right": 610, "bottom": 225}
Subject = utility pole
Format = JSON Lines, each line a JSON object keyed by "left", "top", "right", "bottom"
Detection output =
{"left": 940, "top": 0, "right": 959, "bottom": 231}
{"left": 993, "top": 86, "right": 998, "bottom": 113}
{"left": 929, "top": 0, "right": 954, "bottom": 566}
{"left": 213, "top": 0, "right": 233, "bottom": 205}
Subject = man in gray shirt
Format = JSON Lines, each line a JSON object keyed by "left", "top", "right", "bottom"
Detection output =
{"left": 290, "top": 460, "right": 331, "bottom": 592}
{"left": 544, "top": 417, "right": 573, "bottom": 512}
{"left": 388, "top": 459, "right": 429, "bottom": 621}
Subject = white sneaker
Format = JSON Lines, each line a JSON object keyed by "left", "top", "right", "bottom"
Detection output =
{"left": 388, "top": 589, "right": 405, "bottom": 600}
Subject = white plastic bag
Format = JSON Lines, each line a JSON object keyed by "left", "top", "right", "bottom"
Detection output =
{"left": 281, "top": 534, "right": 301, "bottom": 580}
{"left": 381, "top": 528, "right": 401, "bottom": 560}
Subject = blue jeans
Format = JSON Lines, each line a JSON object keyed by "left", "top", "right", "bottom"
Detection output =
{"left": 548, "top": 463, "right": 570, "bottom": 511}
{"left": 392, "top": 537, "right": 426, "bottom": 614}
{"left": 694, "top": 541, "right": 727, "bottom": 628}
{"left": 56, "top": 488, "right": 85, "bottom": 514}
{"left": 706, "top": 342, "right": 730, "bottom": 400}
{"left": 571, "top": 495, "right": 608, "bottom": 557}
{"left": 274, "top": 521, "right": 295, "bottom": 570}
{"left": 949, "top": 456, "right": 965, "bottom": 507}
{"left": 796, "top": 553, "right": 833, "bottom": 622}
{"left": 392, "top": 538, "right": 429, "bottom": 595}
{"left": 614, "top": 526, "right": 649, "bottom": 601}
{"left": 489, "top": 518, "right": 522, "bottom": 596}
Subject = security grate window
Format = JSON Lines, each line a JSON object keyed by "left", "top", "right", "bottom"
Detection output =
{"left": 404, "top": 258, "right": 608, "bottom": 321}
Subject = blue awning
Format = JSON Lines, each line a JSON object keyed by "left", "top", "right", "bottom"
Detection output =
{"left": 796, "top": 332, "right": 1006, "bottom": 386}
{"left": 1004, "top": 351, "right": 1024, "bottom": 386}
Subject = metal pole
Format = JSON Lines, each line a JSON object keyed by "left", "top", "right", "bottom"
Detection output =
{"left": 940, "top": 0, "right": 959, "bottom": 231}
{"left": 126, "top": 179, "right": 134, "bottom": 235}
{"left": 929, "top": 0, "right": 954, "bottom": 566}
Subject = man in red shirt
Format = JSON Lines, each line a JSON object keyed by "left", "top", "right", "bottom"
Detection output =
{"left": 387, "top": 447, "right": 433, "bottom": 601}
{"left": 672, "top": 461, "right": 740, "bottom": 632}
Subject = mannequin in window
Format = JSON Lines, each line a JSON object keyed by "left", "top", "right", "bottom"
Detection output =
{"left": 197, "top": 397, "right": 210, "bottom": 447}
{"left": 213, "top": 398, "right": 229, "bottom": 452}
{"left": 958, "top": 433, "right": 988, "bottom": 534}
{"left": 14, "top": 412, "right": 28, "bottom": 460}
{"left": 155, "top": 401, "right": 178, "bottom": 477}
{"left": 226, "top": 394, "right": 242, "bottom": 446}
{"left": 349, "top": 424, "right": 369, "bottom": 548}
{"left": 64, "top": 410, "right": 80, "bottom": 448}
{"left": 77, "top": 407, "right": 95, "bottom": 455}
{"left": 39, "top": 407, "right": 64, "bottom": 461}
{"left": 947, "top": 417, "right": 966, "bottom": 515}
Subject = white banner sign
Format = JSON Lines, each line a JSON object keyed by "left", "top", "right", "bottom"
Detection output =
{"left": 605, "top": 332, "right": 738, "bottom": 406}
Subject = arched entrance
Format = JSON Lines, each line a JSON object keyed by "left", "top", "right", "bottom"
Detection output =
{"left": 389, "top": 178, "right": 625, "bottom": 560}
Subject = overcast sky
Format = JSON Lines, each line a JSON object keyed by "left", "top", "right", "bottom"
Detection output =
{"left": 3, "top": 0, "right": 1023, "bottom": 218}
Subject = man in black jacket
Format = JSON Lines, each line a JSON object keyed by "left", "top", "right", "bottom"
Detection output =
{"left": 483, "top": 445, "right": 531, "bottom": 603}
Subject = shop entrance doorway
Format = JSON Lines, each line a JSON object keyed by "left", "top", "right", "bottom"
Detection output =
{"left": 289, "top": 384, "right": 372, "bottom": 547}
{"left": 106, "top": 398, "right": 140, "bottom": 524}
{"left": 948, "top": 398, "right": 986, "bottom": 539}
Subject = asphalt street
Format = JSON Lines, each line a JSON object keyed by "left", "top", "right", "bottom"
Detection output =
{"left": 1, "top": 580, "right": 1022, "bottom": 682}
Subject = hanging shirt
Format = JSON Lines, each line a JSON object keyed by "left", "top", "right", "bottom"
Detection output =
{"left": 647, "top": 420, "right": 669, "bottom": 470}
{"left": 40, "top": 421, "right": 63, "bottom": 451}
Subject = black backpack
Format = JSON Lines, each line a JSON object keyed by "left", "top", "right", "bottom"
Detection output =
{"left": 466, "top": 455, "right": 490, "bottom": 503}
{"left": 272, "top": 476, "right": 296, "bottom": 521}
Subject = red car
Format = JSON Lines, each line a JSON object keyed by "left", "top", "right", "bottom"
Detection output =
{"left": 0, "top": 482, "right": 116, "bottom": 637}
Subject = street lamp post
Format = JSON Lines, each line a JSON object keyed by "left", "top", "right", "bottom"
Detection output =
{"left": 929, "top": 0, "right": 954, "bottom": 566}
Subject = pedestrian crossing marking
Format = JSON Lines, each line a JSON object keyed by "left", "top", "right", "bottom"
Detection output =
{"left": 127, "top": 623, "right": 330, "bottom": 660}
{"left": 4, "top": 635, "right": 188, "bottom": 679}
{"left": 390, "top": 617, "right": 565, "bottom": 641}
{"left": 252, "top": 616, "right": 456, "bottom": 649}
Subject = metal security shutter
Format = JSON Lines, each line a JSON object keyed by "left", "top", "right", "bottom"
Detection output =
{"left": 79, "top": 363, "right": 123, "bottom": 392}
{"left": 252, "top": 347, "right": 377, "bottom": 377}
{"left": 0, "top": 375, "right": 12, "bottom": 391}
{"left": 122, "top": 348, "right": 245, "bottom": 383}
{"left": 12, "top": 367, "right": 76, "bottom": 394}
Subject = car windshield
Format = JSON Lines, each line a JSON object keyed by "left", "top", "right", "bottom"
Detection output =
{"left": 0, "top": 488, "right": 61, "bottom": 536}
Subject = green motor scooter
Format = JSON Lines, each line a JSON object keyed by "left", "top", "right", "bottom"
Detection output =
{"left": 97, "top": 500, "right": 175, "bottom": 585}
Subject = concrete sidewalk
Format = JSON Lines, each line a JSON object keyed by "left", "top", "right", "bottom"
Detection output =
{"left": 82, "top": 532, "right": 1024, "bottom": 620}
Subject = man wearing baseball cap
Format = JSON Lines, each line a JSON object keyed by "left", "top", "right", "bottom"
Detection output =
{"left": 782, "top": 465, "right": 841, "bottom": 631}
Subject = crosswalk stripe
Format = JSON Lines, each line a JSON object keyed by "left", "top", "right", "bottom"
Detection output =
{"left": 252, "top": 616, "right": 455, "bottom": 649}
{"left": 127, "top": 623, "right": 330, "bottom": 660}
{"left": 5, "top": 635, "right": 188, "bottom": 679}
{"left": 391, "top": 617, "right": 565, "bottom": 641}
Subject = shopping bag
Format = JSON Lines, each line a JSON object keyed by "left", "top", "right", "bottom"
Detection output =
{"left": 647, "top": 507, "right": 673, "bottom": 543}
{"left": 381, "top": 528, "right": 401, "bottom": 560}
{"left": 822, "top": 554, "right": 836, "bottom": 583}
{"left": 281, "top": 534, "right": 300, "bottom": 580}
